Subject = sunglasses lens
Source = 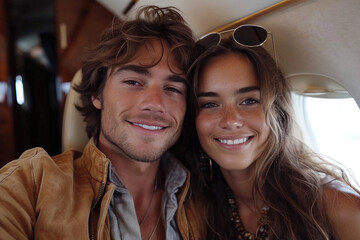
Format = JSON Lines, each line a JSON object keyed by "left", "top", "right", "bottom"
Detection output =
{"left": 197, "top": 33, "right": 221, "bottom": 48}
{"left": 233, "top": 25, "right": 267, "bottom": 47}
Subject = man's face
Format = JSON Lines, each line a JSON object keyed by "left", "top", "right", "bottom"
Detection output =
{"left": 92, "top": 40, "right": 187, "bottom": 163}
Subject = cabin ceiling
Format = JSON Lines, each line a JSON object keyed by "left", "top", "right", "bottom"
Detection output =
{"left": 4, "top": 0, "right": 359, "bottom": 106}
{"left": 96, "top": 0, "right": 360, "bottom": 108}
{"left": 96, "top": 0, "right": 282, "bottom": 37}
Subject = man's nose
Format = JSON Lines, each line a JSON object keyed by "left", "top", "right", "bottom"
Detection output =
{"left": 140, "top": 85, "right": 166, "bottom": 113}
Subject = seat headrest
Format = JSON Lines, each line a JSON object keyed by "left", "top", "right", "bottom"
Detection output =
{"left": 62, "top": 69, "right": 89, "bottom": 152}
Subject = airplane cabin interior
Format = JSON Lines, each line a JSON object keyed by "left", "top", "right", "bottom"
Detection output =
{"left": 0, "top": 0, "right": 359, "bottom": 182}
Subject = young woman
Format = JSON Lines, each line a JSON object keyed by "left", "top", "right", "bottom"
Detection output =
{"left": 186, "top": 34, "right": 360, "bottom": 239}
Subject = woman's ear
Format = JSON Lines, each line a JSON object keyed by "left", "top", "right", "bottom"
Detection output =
{"left": 92, "top": 95, "right": 102, "bottom": 109}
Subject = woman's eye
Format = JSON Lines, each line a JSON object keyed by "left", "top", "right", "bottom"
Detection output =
{"left": 241, "top": 98, "right": 259, "bottom": 105}
{"left": 200, "top": 102, "right": 218, "bottom": 108}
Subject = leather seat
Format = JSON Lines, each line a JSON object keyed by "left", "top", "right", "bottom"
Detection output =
{"left": 62, "top": 69, "right": 89, "bottom": 152}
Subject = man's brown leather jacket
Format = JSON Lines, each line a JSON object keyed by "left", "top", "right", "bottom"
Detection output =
{"left": 0, "top": 139, "right": 205, "bottom": 240}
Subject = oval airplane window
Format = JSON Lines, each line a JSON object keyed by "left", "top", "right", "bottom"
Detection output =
{"left": 289, "top": 73, "right": 360, "bottom": 185}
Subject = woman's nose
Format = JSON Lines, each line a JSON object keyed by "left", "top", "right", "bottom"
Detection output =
{"left": 219, "top": 106, "right": 244, "bottom": 130}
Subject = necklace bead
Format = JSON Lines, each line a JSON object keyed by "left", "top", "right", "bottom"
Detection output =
{"left": 226, "top": 187, "right": 270, "bottom": 240}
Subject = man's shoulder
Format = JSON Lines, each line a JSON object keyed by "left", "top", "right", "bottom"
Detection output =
{"left": 18, "top": 147, "right": 79, "bottom": 168}
{"left": 0, "top": 148, "right": 48, "bottom": 181}
{"left": 0, "top": 148, "right": 80, "bottom": 183}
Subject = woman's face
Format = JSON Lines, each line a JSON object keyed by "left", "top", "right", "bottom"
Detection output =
{"left": 196, "top": 53, "right": 270, "bottom": 175}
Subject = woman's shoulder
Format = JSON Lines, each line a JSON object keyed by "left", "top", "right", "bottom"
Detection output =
{"left": 323, "top": 183, "right": 360, "bottom": 240}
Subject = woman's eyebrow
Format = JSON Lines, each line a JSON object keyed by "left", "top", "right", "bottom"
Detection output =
{"left": 236, "top": 86, "right": 260, "bottom": 94}
{"left": 197, "top": 86, "right": 260, "bottom": 98}
{"left": 197, "top": 91, "right": 218, "bottom": 98}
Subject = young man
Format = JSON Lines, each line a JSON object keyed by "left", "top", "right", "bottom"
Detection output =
{"left": 0, "top": 6, "right": 204, "bottom": 239}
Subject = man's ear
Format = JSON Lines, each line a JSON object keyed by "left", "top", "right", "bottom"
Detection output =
{"left": 92, "top": 95, "right": 102, "bottom": 109}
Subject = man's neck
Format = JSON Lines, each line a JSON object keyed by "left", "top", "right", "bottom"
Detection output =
{"left": 97, "top": 135, "right": 162, "bottom": 199}
{"left": 112, "top": 157, "right": 160, "bottom": 200}
{"left": 110, "top": 158, "right": 164, "bottom": 240}
{"left": 97, "top": 136, "right": 166, "bottom": 239}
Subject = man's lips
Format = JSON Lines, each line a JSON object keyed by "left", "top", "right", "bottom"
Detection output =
{"left": 131, "top": 122, "right": 165, "bottom": 130}
{"left": 128, "top": 120, "right": 168, "bottom": 131}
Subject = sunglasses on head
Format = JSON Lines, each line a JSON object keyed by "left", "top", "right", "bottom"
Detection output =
{"left": 197, "top": 24, "right": 277, "bottom": 64}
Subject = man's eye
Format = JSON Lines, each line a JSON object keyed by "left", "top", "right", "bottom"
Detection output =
{"left": 124, "top": 80, "right": 141, "bottom": 86}
{"left": 166, "top": 87, "right": 182, "bottom": 94}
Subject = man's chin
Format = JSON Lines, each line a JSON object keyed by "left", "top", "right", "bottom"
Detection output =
{"left": 129, "top": 152, "right": 164, "bottom": 163}
{"left": 125, "top": 144, "right": 169, "bottom": 163}
{"left": 121, "top": 136, "right": 178, "bottom": 162}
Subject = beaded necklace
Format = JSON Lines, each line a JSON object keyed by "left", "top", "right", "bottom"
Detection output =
{"left": 226, "top": 187, "right": 270, "bottom": 240}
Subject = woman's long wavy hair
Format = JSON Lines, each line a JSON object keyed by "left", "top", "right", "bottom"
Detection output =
{"left": 74, "top": 6, "right": 195, "bottom": 141}
{"left": 185, "top": 38, "right": 359, "bottom": 239}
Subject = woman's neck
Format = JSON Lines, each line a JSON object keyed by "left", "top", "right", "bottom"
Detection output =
{"left": 221, "top": 166, "right": 257, "bottom": 204}
{"left": 222, "top": 167, "right": 266, "bottom": 234}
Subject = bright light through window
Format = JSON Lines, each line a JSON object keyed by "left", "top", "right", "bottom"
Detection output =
{"left": 15, "top": 75, "right": 25, "bottom": 105}
{"left": 302, "top": 97, "right": 360, "bottom": 184}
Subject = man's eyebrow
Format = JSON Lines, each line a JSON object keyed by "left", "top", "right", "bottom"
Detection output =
{"left": 115, "top": 65, "right": 150, "bottom": 75}
{"left": 168, "top": 75, "right": 188, "bottom": 87}
{"left": 197, "top": 86, "right": 260, "bottom": 98}
{"left": 113, "top": 65, "right": 187, "bottom": 86}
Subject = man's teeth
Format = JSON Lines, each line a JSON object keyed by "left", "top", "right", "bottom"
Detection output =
{"left": 218, "top": 137, "right": 248, "bottom": 145}
{"left": 133, "top": 123, "right": 163, "bottom": 130}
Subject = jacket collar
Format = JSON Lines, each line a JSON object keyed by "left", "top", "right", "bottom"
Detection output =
{"left": 80, "top": 138, "right": 110, "bottom": 184}
{"left": 79, "top": 138, "right": 191, "bottom": 194}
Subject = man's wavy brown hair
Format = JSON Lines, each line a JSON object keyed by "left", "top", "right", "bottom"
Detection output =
{"left": 74, "top": 6, "right": 195, "bottom": 140}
